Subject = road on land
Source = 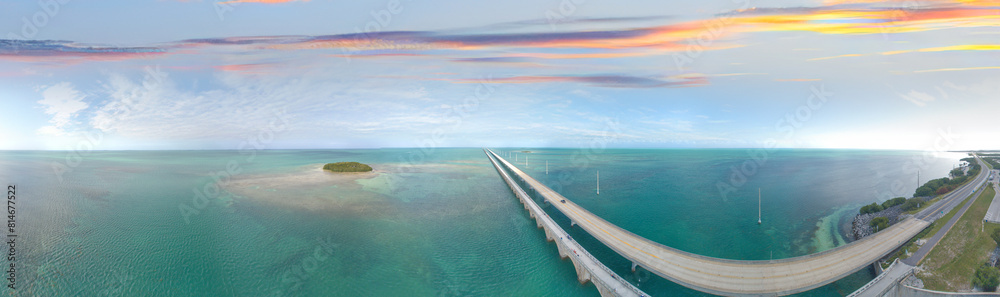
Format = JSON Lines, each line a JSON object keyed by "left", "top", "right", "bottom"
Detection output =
{"left": 903, "top": 156, "right": 990, "bottom": 266}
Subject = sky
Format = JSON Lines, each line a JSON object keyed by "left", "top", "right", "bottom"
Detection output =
{"left": 0, "top": 0, "right": 998, "bottom": 150}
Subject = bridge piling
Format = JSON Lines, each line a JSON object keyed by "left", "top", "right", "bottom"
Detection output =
{"left": 484, "top": 149, "right": 647, "bottom": 297}
{"left": 486, "top": 147, "right": 931, "bottom": 296}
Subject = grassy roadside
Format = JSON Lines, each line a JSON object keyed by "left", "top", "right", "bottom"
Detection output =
{"left": 881, "top": 157, "right": 986, "bottom": 267}
{"left": 917, "top": 186, "right": 998, "bottom": 291}
{"left": 883, "top": 194, "right": 972, "bottom": 267}
{"left": 883, "top": 221, "right": 936, "bottom": 268}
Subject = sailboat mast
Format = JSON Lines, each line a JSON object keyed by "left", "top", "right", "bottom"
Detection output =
{"left": 597, "top": 170, "right": 600, "bottom": 195}
{"left": 758, "top": 188, "right": 762, "bottom": 224}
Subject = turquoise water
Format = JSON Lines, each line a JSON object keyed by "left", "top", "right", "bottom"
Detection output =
{"left": 0, "top": 149, "right": 964, "bottom": 296}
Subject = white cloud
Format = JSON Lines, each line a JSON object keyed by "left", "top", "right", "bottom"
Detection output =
{"left": 898, "top": 90, "right": 935, "bottom": 107}
{"left": 90, "top": 72, "right": 308, "bottom": 140}
{"left": 548, "top": 99, "right": 572, "bottom": 109}
{"left": 85, "top": 68, "right": 458, "bottom": 145}
{"left": 36, "top": 82, "right": 88, "bottom": 136}
{"left": 570, "top": 89, "right": 604, "bottom": 102}
{"left": 640, "top": 119, "right": 694, "bottom": 132}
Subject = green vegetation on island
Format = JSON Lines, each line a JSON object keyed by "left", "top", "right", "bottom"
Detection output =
{"left": 901, "top": 197, "right": 923, "bottom": 211}
{"left": 859, "top": 197, "right": 907, "bottom": 215}
{"left": 322, "top": 162, "right": 373, "bottom": 172}
{"left": 914, "top": 159, "right": 980, "bottom": 197}
{"left": 882, "top": 197, "right": 907, "bottom": 208}
{"left": 860, "top": 203, "right": 884, "bottom": 215}
{"left": 869, "top": 217, "right": 889, "bottom": 232}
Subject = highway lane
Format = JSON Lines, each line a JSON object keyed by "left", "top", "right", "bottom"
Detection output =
{"left": 904, "top": 155, "right": 990, "bottom": 266}
{"left": 484, "top": 150, "right": 647, "bottom": 297}
{"left": 487, "top": 149, "right": 930, "bottom": 296}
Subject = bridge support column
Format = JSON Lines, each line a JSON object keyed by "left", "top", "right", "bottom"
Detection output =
{"left": 543, "top": 225, "right": 555, "bottom": 242}
{"left": 631, "top": 262, "right": 638, "bottom": 272}
{"left": 593, "top": 281, "right": 616, "bottom": 297}
{"left": 569, "top": 254, "right": 592, "bottom": 284}
{"left": 554, "top": 238, "right": 569, "bottom": 259}
{"left": 570, "top": 221, "right": 576, "bottom": 227}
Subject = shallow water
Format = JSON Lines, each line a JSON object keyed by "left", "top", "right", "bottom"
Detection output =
{"left": 0, "top": 148, "right": 964, "bottom": 296}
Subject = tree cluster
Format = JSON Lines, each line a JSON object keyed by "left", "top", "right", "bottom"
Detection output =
{"left": 322, "top": 162, "right": 373, "bottom": 172}
{"left": 869, "top": 216, "right": 889, "bottom": 232}
{"left": 860, "top": 197, "right": 907, "bottom": 215}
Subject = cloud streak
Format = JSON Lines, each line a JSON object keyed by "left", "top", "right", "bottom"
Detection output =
{"left": 0, "top": 40, "right": 166, "bottom": 63}
{"left": 36, "top": 83, "right": 88, "bottom": 136}
{"left": 458, "top": 74, "right": 708, "bottom": 88}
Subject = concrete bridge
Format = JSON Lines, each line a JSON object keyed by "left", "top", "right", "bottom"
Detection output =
{"left": 486, "top": 148, "right": 931, "bottom": 296}
{"left": 484, "top": 149, "right": 648, "bottom": 297}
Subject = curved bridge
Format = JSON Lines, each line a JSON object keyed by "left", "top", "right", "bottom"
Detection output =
{"left": 486, "top": 149, "right": 940, "bottom": 296}
{"left": 485, "top": 149, "right": 647, "bottom": 297}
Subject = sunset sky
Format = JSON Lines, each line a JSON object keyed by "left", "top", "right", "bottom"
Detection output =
{"left": 1, "top": 0, "right": 998, "bottom": 150}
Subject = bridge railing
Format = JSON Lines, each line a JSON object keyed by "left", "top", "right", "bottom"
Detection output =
{"left": 486, "top": 149, "right": 647, "bottom": 297}
{"left": 846, "top": 258, "right": 909, "bottom": 297}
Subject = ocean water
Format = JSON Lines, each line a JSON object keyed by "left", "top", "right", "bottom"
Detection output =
{"left": 0, "top": 148, "right": 964, "bottom": 296}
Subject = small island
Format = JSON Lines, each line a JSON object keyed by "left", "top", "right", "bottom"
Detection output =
{"left": 322, "top": 162, "right": 373, "bottom": 172}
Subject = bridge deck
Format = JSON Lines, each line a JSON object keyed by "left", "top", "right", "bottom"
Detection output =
{"left": 485, "top": 150, "right": 647, "bottom": 297}
{"left": 487, "top": 149, "right": 930, "bottom": 296}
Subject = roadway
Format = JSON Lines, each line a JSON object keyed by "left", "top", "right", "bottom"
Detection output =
{"left": 903, "top": 156, "right": 991, "bottom": 266}
{"left": 485, "top": 150, "right": 647, "bottom": 297}
{"left": 848, "top": 259, "right": 915, "bottom": 297}
{"left": 486, "top": 149, "right": 931, "bottom": 296}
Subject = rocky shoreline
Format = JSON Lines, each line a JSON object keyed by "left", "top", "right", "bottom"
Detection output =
{"left": 851, "top": 205, "right": 905, "bottom": 240}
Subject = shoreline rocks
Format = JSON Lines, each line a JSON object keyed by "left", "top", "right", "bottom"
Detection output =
{"left": 852, "top": 205, "right": 904, "bottom": 240}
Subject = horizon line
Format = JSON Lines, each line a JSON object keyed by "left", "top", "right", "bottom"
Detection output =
{"left": 0, "top": 147, "right": 991, "bottom": 152}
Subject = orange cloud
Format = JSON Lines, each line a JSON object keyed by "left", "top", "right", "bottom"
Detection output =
{"left": 733, "top": 6, "right": 1000, "bottom": 35}
{"left": 507, "top": 52, "right": 653, "bottom": 59}
{"left": 451, "top": 74, "right": 708, "bottom": 88}
{"left": 883, "top": 44, "right": 1000, "bottom": 55}
{"left": 212, "top": 63, "right": 276, "bottom": 74}
{"left": 252, "top": 1, "right": 998, "bottom": 61}
{"left": 824, "top": 0, "right": 1000, "bottom": 6}
{"left": 913, "top": 66, "right": 1000, "bottom": 72}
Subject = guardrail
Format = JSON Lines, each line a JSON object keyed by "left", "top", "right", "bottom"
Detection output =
{"left": 485, "top": 149, "right": 647, "bottom": 297}
{"left": 847, "top": 258, "right": 907, "bottom": 297}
